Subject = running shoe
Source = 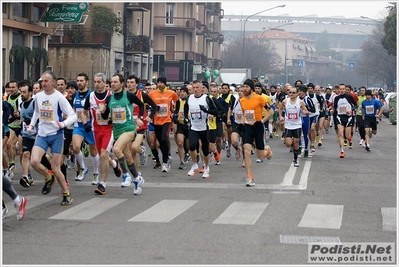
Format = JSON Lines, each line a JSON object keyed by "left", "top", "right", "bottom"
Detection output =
{"left": 27, "top": 174, "right": 34, "bottom": 185}
{"left": 82, "top": 142, "right": 89, "bottom": 157}
{"left": 199, "top": 165, "right": 205, "bottom": 173}
{"left": 113, "top": 158, "right": 122, "bottom": 177}
{"left": 275, "top": 131, "right": 279, "bottom": 137}
{"left": 2, "top": 206, "right": 9, "bottom": 219}
{"left": 344, "top": 140, "right": 347, "bottom": 146}
{"left": 215, "top": 161, "right": 221, "bottom": 165}
{"left": 139, "top": 145, "right": 147, "bottom": 165}
{"left": 92, "top": 173, "right": 100, "bottom": 185}
{"left": 265, "top": 145, "right": 272, "bottom": 160}
{"left": 235, "top": 146, "right": 241, "bottom": 161}
{"left": 179, "top": 162, "right": 186, "bottom": 170}
{"left": 15, "top": 196, "right": 27, "bottom": 220}
{"left": 348, "top": 142, "right": 353, "bottom": 149}
{"left": 246, "top": 177, "right": 255, "bottom": 187}
{"left": 121, "top": 173, "right": 132, "bottom": 187}
{"left": 76, "top": 166, "right": 89, "bottom": 181}
{"left": 19, "top": 176, "right": 31, "bottom": 188}
{"left": 153, "top": 161, "right": 161, "bottom": 169}
{"left": 202, "top": 166, "right": 210, "bottom": 179}
{"left": 359, "top": 139, "right": 364, "bottom": 146}
{"left": 339, "top": 151, "right": 345, "bottom": 158}
{"left": 225, "top": 141, "right": 229, "bottom": 149}
{"left": 9, "top": 162, "right": 16, "bottom": 172}
{"left": 318, "top": 140, "right": 322, "bottom": 147}
{"left": 183, "top": 153, "right": 191, "bottom": 164}
{"left": 304, "top": 150, "right": 309, "bottom": 158}
{"left": 293, "top": 160, "right": 299, "bottom": 167}
{"left": 365, "top": 144, "right": 370, "bottom": 152}
{"left": 161, "top": 163, "right": 168, "bottom": 173}
{"left": 42, "top": 175, "right": 56, "bottom": 195}
{"left": 226, "top": 149, "right": 231, "bottom": 158}
{"left": 187, "top": 165, "right": 199, "bottom": 176}
{"left": 133, "top": 175, "right": 145, "bottom": 195}
{"left": 241, "top": 161, "right": 245, "bottom": 168}
{"left": 94, "top": 183, "right": 106, "bottom": 195}
{"left": 214, "top": 150, "right": 220, "bottom": 162}
{"left": 167, "top": 156, "right": 172, "bottom": 172}
{"left": 311, "top": 145, "right": 315, "bottom": 153}
{"left": 61, "top": 192, "right": 73, "bottom": 206}
{"left": 256, "top": 159, "right": 263, "bottom": 163}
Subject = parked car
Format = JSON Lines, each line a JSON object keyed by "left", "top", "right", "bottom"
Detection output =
{"left": 382, "top": 92, "right": 396, "bottom": 118}
{"left": 389, "top": 94, "right": 396, "bottom": 125}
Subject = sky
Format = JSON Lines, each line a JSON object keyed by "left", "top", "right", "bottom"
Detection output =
{"left": 221, "top": 1, "right": 390, "bottom": 20}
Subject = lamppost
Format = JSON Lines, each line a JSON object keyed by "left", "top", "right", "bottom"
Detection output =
{"left": 274, "top": 34, "right": 299, "bottom": 84}
{"left": 360, "top": 15, "right": 383, "bottom": 24}
{"left": 241, "top": 4, "right": 285, "bottom": 67}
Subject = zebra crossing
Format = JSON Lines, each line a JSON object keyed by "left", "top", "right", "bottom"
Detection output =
{"left": 4, "top": 194, "right": 396, "bottom": 234}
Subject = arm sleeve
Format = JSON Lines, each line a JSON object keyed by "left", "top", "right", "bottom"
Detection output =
{"left": 142, "top": 93, "right": 159, "bottom": 119}
{"left": 204, "top": 96, "right": 219, "bottom": 116}
{"left": 127, "top": 92, "right": 144, "bottom": 117}
{"left": 30, "top": 98, "right": 40, "bottom": 126}
{"left": 60, "top": 97, "right": 77, "bottom": 127}
{"left": 83, "top": 94, "right": 91, "bottom": 110}
{"left": 306, "top": 98, "right": 316, "bottom": 113}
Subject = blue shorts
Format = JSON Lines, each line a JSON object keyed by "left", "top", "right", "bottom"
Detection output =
{"left": 34, "top": 132, "right": 64, "bottom": 154}
{"left": 309, "top": 115, "right": 319, "bottom": 125}
{"left": 73, "top": 126, "right": 95, "bottom": 145}
{"left": 148, "top": 123, "right": 154, "bottom": 132}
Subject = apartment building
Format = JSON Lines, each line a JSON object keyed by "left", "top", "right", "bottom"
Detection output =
{"left": 2, "top": 2, "right": 224, "bottom": 86}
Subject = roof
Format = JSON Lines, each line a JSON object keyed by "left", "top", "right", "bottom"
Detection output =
{"left": 246, "top": 29, "right": 312, "bottom": 42}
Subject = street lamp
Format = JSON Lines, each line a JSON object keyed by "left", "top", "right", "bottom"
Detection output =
{"left": 360, "top": 15, "right": 383, "bottom": 24}
{"left": 258, "top": 22, "right": 294, "bottom": 41}
{"left": 355, "top": 29, "right": 373, "bottom": 36}
{"left": 241, "top": 4, "right": 286, "bottom": 67}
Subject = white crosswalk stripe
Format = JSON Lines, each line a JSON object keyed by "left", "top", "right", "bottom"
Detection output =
{"left": 49, "top": 197, "right": 127, "bottom": 220}
{"left": 129, "top": 199, "right": 197, "bottom": 223}
{"left": 298, "top": 204, "right": 344, "bottom": 229}
{"left": 381, "top": 207, "right": 396, "bottom": 231}
{"left": 213, "top": 201, "right": 269, "bottom": 225}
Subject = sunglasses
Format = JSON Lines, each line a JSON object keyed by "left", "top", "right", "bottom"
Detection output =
{"left": 289, "top": 91, "right": 297, "bottom": 94}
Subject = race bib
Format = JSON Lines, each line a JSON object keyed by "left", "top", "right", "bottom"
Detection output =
{"left": 234, "top": 111, "right": 242, "bottom": 122}
{"left": 40, "top": 105, "right": 54, "bottom": 123}
{"left": 244, "top": 110, "right": 255, "bottom": 124}
{"left": 191, "top": 109, "right": 202, "bottom": 122}
{"left": 365, "top": 105, "right": 375, "bottom": 115}
{"left": 158, "top": 104, "right": 168, "bottom": 117}
{"left": 96, "top": 111, "right": 109, "bottom": 125}
{"left": 287, "top": 111, "right": 298, "bottom": 121}
{"left": 76, "top": 108, "right": 83, "bottom": 122}
{"left": 338, "top": 105, "right": 347, "bottom": 114}
{"left": 112, "top": 107, "right": 126, "bottom": 124}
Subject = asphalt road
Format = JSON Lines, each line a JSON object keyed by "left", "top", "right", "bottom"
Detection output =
{"left": 2, "top": 117, "right": 397, "bottom": 265}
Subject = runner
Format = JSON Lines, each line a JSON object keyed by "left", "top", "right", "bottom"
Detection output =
{"left": 361, "top": 89, "right": 383, "bottom": 152}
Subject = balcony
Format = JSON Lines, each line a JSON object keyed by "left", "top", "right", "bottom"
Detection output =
{"left": 154, "top": 50, "right": 208, "bottom": 65}
{"left": 49, "top": 28, "right": 112, "bottom": 47}
{"left": 125, "top": 34, "right": 152, "bottom": 53}
{"left": 154, "top": 16, "right": 202, "bottom": 32}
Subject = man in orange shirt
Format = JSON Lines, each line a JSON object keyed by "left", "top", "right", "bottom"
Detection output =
{"left": 239, "top": 79, "right": 273, "bottom": 187}
{"left": 148, "top": 77, "right": 179, "bottom": 173}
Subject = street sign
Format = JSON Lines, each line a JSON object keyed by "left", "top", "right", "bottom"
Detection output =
{"left": 42, "top": 3, "right": 89, "bottom": 23}
{"left": 368, "top": 84, "right": 372, "bottom": 87}
{"left": 259, "top": 75, "right": 265, "bottom": 79}
{"left": 297, "top": 61, "right": 304, "bottom": 67}
{"left": 348, "top": 62, "right": 355, "bottom": 68}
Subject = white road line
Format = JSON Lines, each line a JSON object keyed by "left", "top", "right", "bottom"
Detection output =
{"left": 280, "top": 164, "right": 297, "bottom": 186}
{"left": 213, "top": 201, "right": 269, "bottom": 225}
{"left": 381, "top": 207, "right": 397, "bottom": 231}
{"left": 280, "top": 234, "right": 341, "bottom": 245}
{"left": 128, "top": 199, "right": 197, "bottom": 223}
{"left": 298, "top": 160, "right": 311, "bottom": 190}
{"left": 6, "top": 195, "right": 58, "bottom": 217}
{"left": 49, "top": 198, "right": 127, "bottom": 220}
{"left": 298, "top": 204, "right": 344, "bottom": 229}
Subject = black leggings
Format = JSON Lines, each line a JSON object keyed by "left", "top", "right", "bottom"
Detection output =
{"left": 153, "top": 123, "right": 172, "bottom": 164}
{"left": 189, "top": 129, "right": 209, "bottom": 157}
{"left": 3, "top": 175, "right": 17, "bottom": 201}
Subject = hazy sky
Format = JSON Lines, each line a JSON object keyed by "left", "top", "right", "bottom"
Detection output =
{"left": 221, "top": 1, "right": 390, "bottom": 20}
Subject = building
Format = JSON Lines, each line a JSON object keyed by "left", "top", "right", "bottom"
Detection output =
{"left": 2, "top": 2, "right": 224, "bottom": 86}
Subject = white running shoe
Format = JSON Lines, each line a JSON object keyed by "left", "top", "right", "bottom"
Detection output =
{"left": 166, "top": 156, "right": 172, "bottom": 172}
{"left": 133, "top": 175, "right": 145, "bottom": 195}
{"left": 121, "top": 173, "right": 132, "bottom": 187}
{"left": 161, "top": 163, "right": 168, "bottom": 173}
{"left": 92, "top": 174, "right": 100, "bottom": 185}
{"left": 76, "top": 167, "right": 89, "bottom": 181}
{"left": 187, "top": 164, "right": 199, "bottom": 176}
{"left": 202, "top": 166, "right": 210, "bottom": 179}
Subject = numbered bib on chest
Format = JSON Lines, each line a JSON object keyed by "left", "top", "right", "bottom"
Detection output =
{"left": 158, "top": 104, "right": 168, "bottom": 117}
{"left": 76, "top": 108, "right": 83, "bottom": 122}
{"left": 112, "top": 107, "right": 127, "bottom": 124}
{"left": 365, "top": 105, "right": 374, "bottom": 115}
{"left": 191, "top": 109, "right": 202, "bottom": 122}
{"left": 244, "top": 110, "right": 255, "bottom": 124}
{"left": 234, "top": 111, "right": 242, "bottom": 122}
{"left": 96, "top": 110, "right": 109, "bottom": 125}
{"left": 40, "top": 105, "right": 54, "bottom": 123}
{"left": 338, "top": 105, "right": 347, "bottom": 114}
{"left": 287, "top": 111, "right": 298, "bottom": 121}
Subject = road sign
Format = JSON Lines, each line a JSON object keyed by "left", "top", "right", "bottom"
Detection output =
{"left": 259, "top": 75, "right": 265, "bottom": 79}
{"left": 348, "top": 62, "right": 355, "bottom": 68}
{"left": 42, "top": 3, "right": 89, "bottom": 23}
{"left": 368, "top": 84, "right": 372, "bottom": 87}
{"left": 297, "top": 61, "right": 304, "bottom": 67}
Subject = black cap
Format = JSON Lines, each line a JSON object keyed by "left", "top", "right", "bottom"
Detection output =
{"left": 255, "top": 83, "right": 262, "bottom": 88}
{"left": 67, "top": 81, "right": 78, "bottom": 90}
{"left": 307, "top": 83, "right": 315, "bottom": 89}
{"left": 366, "top": 90, "right": 373, "bottom": 96}
{"left": 157, "top": 77, "right": 167, "bottom": 84}
{"left": 243, "top": 79, "right": 255, "bottom": 91}
{"left": 180, "top": 85, "right": 189, "bottom": 94}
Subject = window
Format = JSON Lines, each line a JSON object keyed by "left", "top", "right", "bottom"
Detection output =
{"left": 166, "top": 3, "right": 174, "bottom": 24}
{"left": 32, "top": 36, "right": 41, "bottom": 48}
{"left": 13, "top": 3, "right": 28, "bottom": 18}
{"left": 33, "top": 5, "right": 44, "bottom": 22}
